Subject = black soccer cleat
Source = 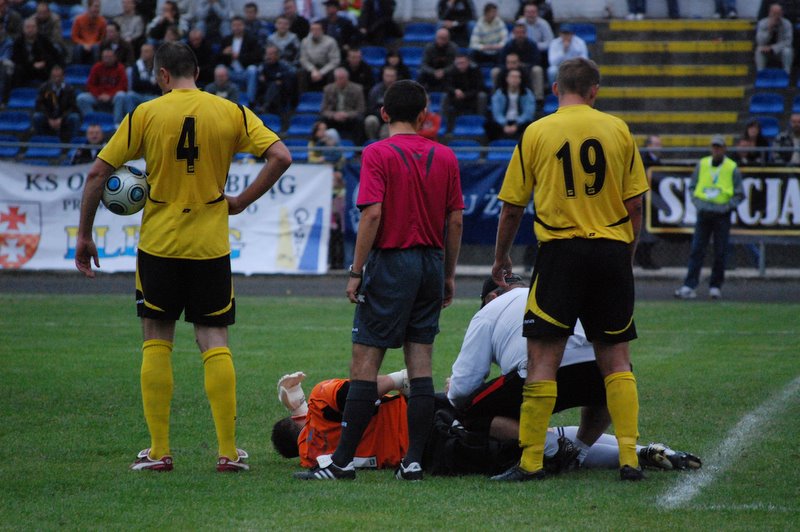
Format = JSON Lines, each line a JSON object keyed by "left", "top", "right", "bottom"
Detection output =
{"left": 638, "top": 443, "right": 702, "bottom": 470}
{"left": 543, "top": 436, "right": 580, "bottom": 475}
{"left": 619, "top": 465, "right": 645, "bottom": 481}
{"left": 293, "top": 454, "right": 356, "bottom": 480}
{"left": 395, "top": 461, "right": 423, "bottom": 481}
{"left": 490, "top": 464, "right": 547, "bottom": 482}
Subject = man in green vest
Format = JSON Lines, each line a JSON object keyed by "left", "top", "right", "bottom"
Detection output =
{"left": 675, "top": 135, "right": 744, "bottom": 300}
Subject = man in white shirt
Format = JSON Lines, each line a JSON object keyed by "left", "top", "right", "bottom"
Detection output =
{"left": 546, "top": 24, "right": 588, "bottom": 83}
{"left": 517, "top": 2, "right": 553, "bottom": 56}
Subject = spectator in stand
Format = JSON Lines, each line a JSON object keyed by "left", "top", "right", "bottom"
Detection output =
{"left": 192, "top": 0, "right": 231, "bottom": 44}
{"left": 217, "top": 16, "right": 261, "bottom": 105}
{"left": 125, "top": 42, "right": 159, "bottom": 113}
{"left": 308, "top": 120, "right": 343, "bottom": 165}
{"left": 344, "top": 47, "right": 374, "bottom": 99}
{"left": 515, "top": 0, "right": 553, "bottom": 25}
{"left": 468, "top": 2, "right": 507, "bottom": 65}
{"left": 714, "top": 0, "right": 737, "bottom": 19}
{"left": 755, "top": 3, "right": 793, "bottom": 75}
{"left": 0, "top": 0, "right": 19, "bottom": 103}
{"left": 101, "top": 21, "right": 134, "bottom": 66}
{"left": 321, "top": 66, "right": 365, "bottom": 143}
{"left": 76, "top": 47, "right": 127, "bottom": 125}
{"left": 486, "top": 68, "right": 534, "bottom": 141}
{"left": 444, "top": 53, "right": 487, "bottom": 124}
{"left": 187, "top": 28, "right": 215, "bottom": 86}
{"left": 70, "top": 123, "right": 104, "bottom": 164}
{"left": 419, "top": 27, "right": 457, "bottom": 92}
{"left": 547, "top": 24, "right": 588, "bottom": 84}
{"left": 320, "top": 0, "right": 359, "bottom": 52}
{"left": 33, "top": 63, "right": 79, "bottom": 142}
{"left": 146, "top": 0, "right": 187, "bottom": 45}
{"left": 382, "top": 49, "right": 410, "bottom": 80}
{"left": 493, "top": 52, "right": 532, "bottom": 97}
{"left": 419, "top": 94, "right": 442, "bottom": 141}
{"left": 635, "top": 134, "right": 663, "bottom": 270}
{"left": 0, "top": 0, "right": 23, "bottom": 44}
{"left": 27, "top": 1, "right": 64, "bottom": 58}
{"left": 437, "top": 0, "right": 475, "bottom": 47}
{"left": 10, "top": 17, "right": 60, "bottom": 95}
{"left": 772, "top": 113, "right": 800, "bottom": 165}
{"left": 298, "top": 20, "right": 340, "bottom": 92}
{"left": 364, "top": 64, "right": 397, "bottom": 140}
{"left": 358, "top": 0, "right": 402, "bottom": 45}
{"left": 243, "top": 2, "right": 271, "bottom": 48}
{"left": 204, "top": 64, "right": 240, "bottom": 103}
{"left": 500, "top": 23, "right": 543, "bottom": 101}
{"left": 255, "top": 44, "right": 296, "bottom": 114}
{"left": 268, "top": 15, "right": 301, "bottom": 65}
{"left": 283, "top": 0, "right": 310, "bottom": 40}
{"left": 517, "top": 2, "right": 553, "bottom": 58}
{"left": 734, "top": 118, "right": 770, "bottom": 166}
{"left": 114, "top": 0, "right": 144, "bottom": 50}
{"left": 71, "top": 0, "right": 106, "bottom": 64}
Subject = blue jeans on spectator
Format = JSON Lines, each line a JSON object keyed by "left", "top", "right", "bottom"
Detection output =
{"left": 77, "top": 91, "right": 128, "bottom": 125}
{"left": 33, "top": 111, "right": 80, "bottom": 141}
{"left": 229, "top": 65, "right": 258, "bottom": 107}
{"left": 683, "top": 210, "right": 732, "bottom": 289}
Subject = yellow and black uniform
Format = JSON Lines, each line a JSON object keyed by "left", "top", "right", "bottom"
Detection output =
{"left": 499, "top": 104, "right": 649, "bottom": 343}
{"left": 98, "top": 89, "right": 280, "bottom": 324}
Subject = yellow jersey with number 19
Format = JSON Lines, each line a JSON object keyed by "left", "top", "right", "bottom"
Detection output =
{"left": 98, "top": 88, "right": 281, "bottom": 259}
{"left": 498, "top": 104, "right": 649, "bottom": 244}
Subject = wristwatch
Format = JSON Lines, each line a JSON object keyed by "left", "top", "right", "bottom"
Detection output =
{"left": 348, "top": 265, "right": 363, "bottom": 278}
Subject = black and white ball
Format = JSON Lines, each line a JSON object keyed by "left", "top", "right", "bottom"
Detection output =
{"left": 102, "top": 166, "right": 148, "bottom": 216}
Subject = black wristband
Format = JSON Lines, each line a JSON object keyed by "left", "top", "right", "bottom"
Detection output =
{"left": 348, "top": 265, "right": 362, "bottom": 278}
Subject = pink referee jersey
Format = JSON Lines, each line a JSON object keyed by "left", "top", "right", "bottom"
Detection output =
{"left": 357, "top": 134, "right": 464, "bottom": 249}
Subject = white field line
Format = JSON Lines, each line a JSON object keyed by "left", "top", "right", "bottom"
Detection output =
{"left": 660, "top": 375, "right": 800, "bottom": 509}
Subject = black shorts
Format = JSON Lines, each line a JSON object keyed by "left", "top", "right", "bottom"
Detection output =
{"left": 458, "top": 362, "right": 606, "bottom": 431}
{"left": 135, "top": 249, "right": 235, "bottom": 326}
{"left": 352, "top": 247, "right": 443, "bottom": 349}
{"left": 524, "top": 239, "right": 637, "bottom": 344}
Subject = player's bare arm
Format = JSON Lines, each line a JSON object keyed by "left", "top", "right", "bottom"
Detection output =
{"left": 624, "top": 193, "right": 644, "bottom": 262}
{"left": 226, "top": 141, "right": 292, "bottom": 215}
{"left": 443, "top": 209, "right": 463, "bottom": 308}
{"left": 346, "top": 202, "right": 381, "bottom": 304}
{"left": 75, "top": 158, "right": 116, "bottom": 278}
{"left": 492, "top": 202, "right": 525, "bottom": 287}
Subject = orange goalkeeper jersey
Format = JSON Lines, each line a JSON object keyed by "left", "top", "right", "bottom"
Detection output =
{"left": 298, "top": 378, "right": 409, "bottom": 469}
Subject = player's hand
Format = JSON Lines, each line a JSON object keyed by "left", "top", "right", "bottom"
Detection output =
{"left": 442, "top": 277, "right": 455, "bottom": 308}
{"left": 491, "top": 258, "right": 512, "bottom": 287}
{"left": 75, "top": 237, "right": 100, "bottom": 278}
{"left": 226, "top": 195, "right": 245, "bottom": 215}
{"left": 277, "top": 371, "right": 306, "bottom": 392}
{"left": 346, "top": 276, "right": 362, "bottom": 304}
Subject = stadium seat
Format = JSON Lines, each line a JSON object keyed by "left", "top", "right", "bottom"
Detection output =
{"left": 234, "top": 152, "right": 256, "bottom": 162}
{"left": 754, "top": 115, "right": 780, "bottom": 139}
{"left": 259, "top": 113, "right": 282, "bottom": 132}
{"left": 25, "top": 135, "right": 62, "bottom": 159}
{"left": 0, "top": 134, "right": 20, "bottom": 158}
{"left": 283, "top": 138, "right": 308, "bottom": 162}
{"left": 399, "top": 47, "right": 423, "bottom": 68}
{"left": 61, "top": 17, "right": 72, "bottom": 41}
{"left": 571, "top": 23, "right": 597, "bottom": 45}
{"left": 481, "top": 67, "right": 493, "bottom": 90}
{"left": 793, "top": 95, "right": 800, "bottom": 114}
{"left": 543, "top": 94, "right": 558, "bottom": 115}
{"left": 451, "top": 114, "right": 486, "bottom": 137}
{"left": 749, "top": 92, "right": 784, "bottom": 114}
{"left": 239, "top": 92, "right": 250, "bottom": 108}
{"left": 65, "top": 64, "right": 91, "bottom": 86}
{"left": 296, "top": 91, "right": 323, "bottom": 113}
{"left": 7, "top": 88, "right": 37, "bottom": 110}
{"left": 285, "top": 114, "right": 318, "bottom": 137}
{"left": 428, "top": 92, "right": 445, "bottom": 113}
{"left": 486, "top": 139, "right": 517, "bottom": 162}
{"left": 403, "top": 22, "right": 437, "bottom": 44}
{"left": 449, "top": 139, "right": 482, "bottom": 161}
{"left": 754, "top": 68, "right": 789, "bottom": 89}
{"left": 0, "top": 111, "right": 32, "bottom": 134}
{"left": 80, "top": 111, "right": 116, "bottom": 134}
{"left": 361, "top": 46, "right": 387, "bottom": 68}
{"left": 340, "top": 139, "right": 355, "bottom": 159}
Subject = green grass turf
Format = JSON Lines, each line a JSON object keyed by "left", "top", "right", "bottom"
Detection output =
{"left": 1, "top": 294, "right": 798, "bottom": 530}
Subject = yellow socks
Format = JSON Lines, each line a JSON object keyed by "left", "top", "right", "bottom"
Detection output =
{"left": 605, "top": 371, "right": 640, "bottom": 468}
{"left": 202, "top": 347, "right": 238, "bottom": 459}
{"left": 518, "top": 380, "right": 557, "bottom": 473}
{"left": 141, "top": 339, "right": 174, "bottom": 459}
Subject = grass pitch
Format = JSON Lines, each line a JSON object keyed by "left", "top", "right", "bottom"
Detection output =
{"left": 1, "top": 293, "right": 798, "bottom": 530}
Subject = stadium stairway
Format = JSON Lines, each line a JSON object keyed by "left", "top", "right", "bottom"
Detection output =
{"left": 591, "top": 19, "right": 759, "bottom": 147}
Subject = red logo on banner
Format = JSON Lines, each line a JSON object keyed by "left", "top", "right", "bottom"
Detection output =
{"left": 0, "top": 202, "right": 41, "bottom": 269}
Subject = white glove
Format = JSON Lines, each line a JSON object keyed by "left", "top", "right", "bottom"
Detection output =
{"left": 388, "top": 369, "right": 410, "bottom": 396}
{"left": 277, "top": 371, "right": 308, "bottom": 417}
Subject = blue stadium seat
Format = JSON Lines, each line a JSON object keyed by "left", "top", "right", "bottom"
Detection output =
{"left": 361, "top": 46, "right": 387, "bottom": 68}
{"left": 793, "top": 95, "right": 800, "bottom": 114}
{"left": 0, "top": 134, "right": 20, "bottom": 158}
{"left": 238, "top": 92, "right": 250, "bottom": 108}
{"left": 340, "top": 139, "right": 356, "bottom": 159}
{"left": 403, "top": 22, "right": 437, "bottom": 44}
{"left": 543, "top": 94, "right": 558, "bottom": 115}
{"left": 7, "top": 88, "right": 37, "bottom": 110}
{"left": 481, "top": 66, "right": 492, "bottom": 90}
{"left": 296, "top": 91, "right": 323, "bottom": 113}
{"left": 571, "top": 23, "right": 597, "bottom": 45}
{"left": 428, "top": 91, "right": 445, "bottom": 113}
{"left": 449, "top": 139, "right": 482, "bottom": 161}
{"left": 259, "top": 113, "right": 282, "bottom": 132}
{"left": 234, "top": 152, "right": 256, "bottom": 162}
{"left": 80, "top": 111, "right": 116, "bottom": 134}
{"left": 65, "top": 64, "right": 91, "bottom": 86}
{"left": 61, "top": 17, "right": 72, "bottom": 41}
{"left": 285, "top": 114, "right": 318, "bottom": 137}
{"left": 749, "top": 92, "right": 784, "bottom": 114}
{"left": 0, "top": 111, "right": 32, "bottom": 134}
{"left": 754, "top": 115, "right": 780, "bottom": 139}
{"left": 486, "top": 139, "right": 517, "bottom": 162}
{"left": 451, "top": 114, "right": 486, "bottom": 137}
{"left": 754, "top": 68, "right": 789, "bottom": 89}
{"left": 25, "top": 135, "right": 62, "bottom": 159}
{"left": 283, "top": 138, "right": 308, "bottom": 162}
{"left": 399, "top": 47, "right": 423, "bottom": 68}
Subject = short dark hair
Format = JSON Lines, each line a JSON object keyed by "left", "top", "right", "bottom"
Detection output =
{"left": 483, "top": 2, "right": 497, "bottom": 14}
{"left": 154, "top": 41, "right": 198, "bottom": 79}
{"left": 556, "top": 58, "right": 600, "bottom": 99}
{"left": 383, "top": 79, "right": 427, "bottom": 124}
{"left": 480, "top": 274, "right": 525, "bottom": 307}
{"left": 271, "top": 417, "right": 301, "bottom": 458}
{"left": 244, "top": 2, "right": 257, "bottom": 10}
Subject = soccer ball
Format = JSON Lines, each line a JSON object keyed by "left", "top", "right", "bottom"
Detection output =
{"left": 102, "top": 165, "right": 148, "bottom": 215}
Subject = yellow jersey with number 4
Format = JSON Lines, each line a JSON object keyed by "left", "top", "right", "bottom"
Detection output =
{"left": 98, "top": 88, "right": 280, "bottom": 259}
{"left": 498, "top": 104, "right": 649, "bottom": 243}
